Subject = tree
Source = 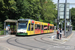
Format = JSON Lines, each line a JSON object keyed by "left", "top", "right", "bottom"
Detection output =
{"left": 15, "top": 0, "right": 42, "bottom": 20}
{"left": 0, "top": 0, "right": 17, "bottom": 19}
{"left": 0, "top": 0, "right": 17, "bottom": 29}
{"left": 0, "top": 0, "right": 57, "bottom": 29}
{"left": 0, "top": 22, "right": 3, "bottom": 30}
{"left": 39, "top": 0, "right": 57, "bottom": 23}
{"left": 70, "top": 8, "right": 75, "bottom": 30}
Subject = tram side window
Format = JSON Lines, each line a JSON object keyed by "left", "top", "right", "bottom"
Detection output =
{"left": 28, "top": 24, "right": 30, "bottom": 31}
{"left": 44, "top": 25, "right": 48, "bottom": 30}
{"left": 50, "top": 26, "right": 53, "bottom": 30}
{"left": 35, "top": 24, "right": 37, "bottom": 29}
{"left": 31, "top": 24, "right": 34, "bottom": 31}
{"left": 35, "top": 24, "right": 40, "bottom": 30}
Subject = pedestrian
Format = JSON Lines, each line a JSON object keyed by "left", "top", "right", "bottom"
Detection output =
{"left": 57, "top": 28, "right": 60, "bottom": 39}
{"left": 8, "top": 25, "right": 10, "bottom": 34}
{"left": 60, "top": 28, "right": 62, "bottom": 39}
{"left": 6, "top": 25, "right": 8, "bottom": 35}
{"left": 6, "top": 25, "right": 10, "bottom": 35}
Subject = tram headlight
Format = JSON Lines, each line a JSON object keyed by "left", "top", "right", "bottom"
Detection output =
{"left": 17, "top": 31, "right": 19, "bottom": 33}
{"left": 24, "top": 31, "right": 26, "bottom": 33}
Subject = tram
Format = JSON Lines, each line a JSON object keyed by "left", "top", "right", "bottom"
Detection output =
{"left": 17, "top": 19, "right": 54, "bottom": 35}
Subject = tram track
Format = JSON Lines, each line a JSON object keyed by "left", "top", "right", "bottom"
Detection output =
{"left": 33, "top": 34, "right": 75, "bottom": 49}
{"left": 6, "top": 33, "right": 56, "bottom": 50}
{"left": 14, "top": 34, "right": 55, "bottom": 50}
{"left": 7, "top": 33, "right": 60, "bottom": 50}
{"left": 6, "top": 33, "right": 75, "bottom": 50}
{"left": 34, "top": 34, "right": 61, "bottom": 46}
{"left": 7, "top": 37, "right": 32, "bottom": 50}
{"left": 7, "top": 37, "right": 46, "bottom": 50}
{"left": 15, "top": 38, "right": 45, "bottom": 50}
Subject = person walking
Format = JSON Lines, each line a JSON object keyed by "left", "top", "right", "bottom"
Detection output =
{"left": 6, "top": 25, "right": 10, "bottom": 35}
{"left": 57, "top": 28, "right": 60, "bottom": 39}
{"left": 60, "top": 28, "right": 62, "bottom": 39}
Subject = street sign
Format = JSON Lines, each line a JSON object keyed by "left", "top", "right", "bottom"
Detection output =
{"left": 67, "top": 22, "right": 70, "bottom": 26}
{"left": 59, "top": 3, "right": 70, "bottom": 19}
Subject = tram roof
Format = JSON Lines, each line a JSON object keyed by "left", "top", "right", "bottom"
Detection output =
{"left": 4, "top": 19, "right": 17, "bottom": 23}
{"left": 18, "top": 19, "right": 34, "bottom": 21}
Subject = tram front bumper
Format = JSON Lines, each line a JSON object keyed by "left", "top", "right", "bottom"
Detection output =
{"left": 17, "top": 33, "right": 28, "bottom": 35}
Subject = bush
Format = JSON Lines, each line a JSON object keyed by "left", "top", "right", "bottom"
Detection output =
{"left": 0, "top": 30, "right": 4, "bottom": 35}
{"left": 0, "top": 22, "right": 3, "bottom": 30}
{"left": 73, "top": 26, "right": 75, "bottom": 30}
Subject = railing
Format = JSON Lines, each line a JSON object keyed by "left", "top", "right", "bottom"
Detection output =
{"left": 65, "top": 26, "right": 72, "bottom": 38}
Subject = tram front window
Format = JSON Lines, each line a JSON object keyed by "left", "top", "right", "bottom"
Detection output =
{"left": 18, "top": 23, "right": 27, "bottom": 29}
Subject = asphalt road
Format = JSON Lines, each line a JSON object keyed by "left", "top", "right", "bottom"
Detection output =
{"left": 0, "top": 31, "right": 75, "bottom": 50}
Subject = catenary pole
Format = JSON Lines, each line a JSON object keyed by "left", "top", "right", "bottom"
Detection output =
{"left": 64, "top": 0, "right": 67, "bottom": 36}
{"left": 57, "top": 0, "right": 59, "bottom": 29}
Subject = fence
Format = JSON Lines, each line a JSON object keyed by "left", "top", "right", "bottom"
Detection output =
{"left": 65, "top": 26, "right": 72, "bottom": 38}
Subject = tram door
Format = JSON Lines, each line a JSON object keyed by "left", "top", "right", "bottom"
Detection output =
{"left": 27, "top": 23, "right": 31, "bottom": 35}
{"left": 30, "top": 23, "right": 34, "bottom": 35}
{"left": 27, "top": 23, "right": 34, "bottom": 35}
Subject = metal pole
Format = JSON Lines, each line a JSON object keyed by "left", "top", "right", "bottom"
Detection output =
{"left": 4, "top": 22, "right": 6, "bottom": 35}
{"left": 64, "top": 0, "right": 67, "bottom": 36}
{"left": 69, "top": 10, "right": 71, "bottom": 25}
{"left": 57, "top": 0, "right": 59, "bottom": 29}
{"left": 16, "top": 22, "right": 17, "bottom": 35}
{"left": 61, "top": 21, "right": 63, "bottom": 29}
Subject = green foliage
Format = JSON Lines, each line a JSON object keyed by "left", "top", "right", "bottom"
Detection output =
{"left": 0, "top": 22, "right": 3, "bottom": 30}
{"left": 70, "top": 8, "right": 75, "bottom": 30}
{"left": 0, "top": 30, "right": 4, "bottom": 35}
{"left": 39, "top": 0, "right": 57, "bottom": 23}
{"left": 0, "top": 0, "right": 17, "bottom": 19}
{"left": 0, "top": 0, "right": 57, "bottom": 30}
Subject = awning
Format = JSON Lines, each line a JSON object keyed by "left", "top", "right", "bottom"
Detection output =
{"left": 4, "top": 19, "right": 17, "bottom": 23}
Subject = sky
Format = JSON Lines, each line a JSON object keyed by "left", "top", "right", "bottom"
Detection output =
{"left": 52, "top": 0, "right": 75, "bottom": 8}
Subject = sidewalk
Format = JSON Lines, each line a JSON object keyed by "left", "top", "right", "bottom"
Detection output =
{"left": 42, "top": 32, "right": 73, "bottom": 44}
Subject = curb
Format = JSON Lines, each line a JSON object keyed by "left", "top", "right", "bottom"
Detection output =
{"left": 66, "top": 33, "right": 73, "bottom": 39}
{"left": 62, "top": 33, "right": 73, "bottom": 42}
{"left": 48, "top": 33, "right": 73, "bottom": 44}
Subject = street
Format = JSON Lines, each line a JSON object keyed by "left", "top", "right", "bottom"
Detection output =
{"left": 0, "top": 31, "right": 75, "bottom": 50}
